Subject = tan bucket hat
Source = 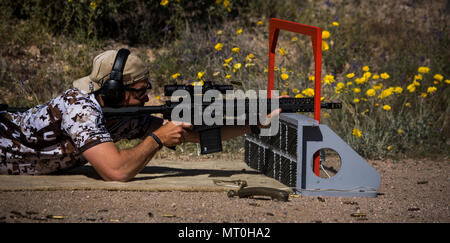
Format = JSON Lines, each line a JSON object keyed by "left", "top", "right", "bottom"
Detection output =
{"left": 73, "top": 49, "right": 149, "bottom": 93}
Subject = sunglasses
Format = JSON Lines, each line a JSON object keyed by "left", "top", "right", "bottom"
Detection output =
{"left": 124, "top": 80, "right": 152, "bottom": 98}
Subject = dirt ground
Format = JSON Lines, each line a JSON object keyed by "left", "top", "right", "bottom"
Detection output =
{"left": 0, "top": 158, "right": 448, "bottom": 223}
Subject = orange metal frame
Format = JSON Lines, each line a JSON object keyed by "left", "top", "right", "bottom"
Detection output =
{"left": 267, "top": 18, "right": 322, "bottom": 176}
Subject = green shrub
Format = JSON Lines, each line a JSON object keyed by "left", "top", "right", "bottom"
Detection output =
{"left": 0, "top": 0, "right": 248, "bottom": 45}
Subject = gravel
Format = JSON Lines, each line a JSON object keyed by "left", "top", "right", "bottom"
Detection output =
{"left": 0, "top": 158, "right": 448, "bottom": 223}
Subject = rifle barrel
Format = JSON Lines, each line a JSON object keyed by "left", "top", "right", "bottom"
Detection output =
{"left": 2, "top": 98, "right": 341, "bottom": 116}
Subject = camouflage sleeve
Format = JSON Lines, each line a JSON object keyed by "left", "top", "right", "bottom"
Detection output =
{"left": 61, "top": 99, "right": 113, "bottom": 153}
{"left": 107, "top": 115, "right": 164, "bottom": 141}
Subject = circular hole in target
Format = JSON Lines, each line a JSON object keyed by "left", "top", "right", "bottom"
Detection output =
{"left": 312, "top": 148, "right": 342, "bottom": 179}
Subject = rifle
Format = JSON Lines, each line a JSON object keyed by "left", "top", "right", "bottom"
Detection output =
{"left": 1, "top": 81, "right": 341, "bottom": 154}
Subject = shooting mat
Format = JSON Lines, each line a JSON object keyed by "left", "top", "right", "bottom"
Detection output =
{"left": 0, "top": 159, "right": 289, "bottom": 192}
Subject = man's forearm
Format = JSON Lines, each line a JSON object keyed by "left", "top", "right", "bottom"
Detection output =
{"left": 117, "top": 135, "right": 160, "bottom": 180}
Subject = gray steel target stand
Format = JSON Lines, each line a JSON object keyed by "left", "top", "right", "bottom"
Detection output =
{"left": 245, "top": 113, "right": 381, "bottom": 198}
{"left": 245, "top": 18, "right": 381, "bottom": 198}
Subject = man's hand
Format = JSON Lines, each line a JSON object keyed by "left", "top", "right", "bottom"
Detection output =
{"left": 259, "top": 94, "right": 289, "bottom": 129}
{"left": 153, "top": 121, "right": 193, "bottom": 147}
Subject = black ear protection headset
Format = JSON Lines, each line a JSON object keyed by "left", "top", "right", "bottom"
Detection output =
{"left": 100, "top": 48, "right": 130, "bottom": 107}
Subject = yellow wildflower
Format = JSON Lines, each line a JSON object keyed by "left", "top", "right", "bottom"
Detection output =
{"left": 295, "top": 94, "right": 305, "bottom": 98}
{"left": 160, "top": 0, "right": 169, "bottom": 6}
{"left": 414, "top": 74, "right": 423, "bottom": 80}
{"left": 214, "top": 43, "right": 223, "bottom": 51}
{"left": 302, "top": 88, "right": 315, "bottom": 97}
{"left": 322, "top": 41, "right": 329, "bottom": 51}
{"left": 156, "top": 96, "right": 160, "bottom": 100}
{"left": 413, "top": 80, "right": 420, "bottom": 86}
{"left": 336, "top": 82, "right": 345, "bottom": 90}
{"left": 213, "top": 71, "right": 220, "bottom": 76}
{"left": 90, "top": 1, "right": 98, "bottom": 10}
{"left": 197, "top": 71, "right": 205, "bottom": 80}
{"left": 405, "top": 102, "right": 411, "bottom": 107}
{"left": 324, "top": 75, "right": 335, "bottom": 84}
{"left": 323, "top": 112, "right": 329, "bottom": 118}
{"left": 366, "top": 89, "right": 376, "bottom": 97}
{"left": 407, "top": 83, "right": 416, "bottom": 92}
{"left": 308, "top": 75, "right": 315, "bottom": 81}
{"left": 322, "top": 30, "right": 331, "bottom": 39}
{"left": 373, "top": 83, "right": 383, "bottom": 90}
{"left": 291, "top": 36, "right": 298, "bottom": 42}
{"left": 382, "top": 105, "right": 391, "bottom": 111}
{"left": 217, "top": 30, "right": 223, "bottom": 35}
{"left": 352, "top": 128, "right": 362, "bottom": 138}
{"left": 225, "top": 74, "right": 231, "bottom": 79}
{"left": 223, "top": 0, "right": 230, "bottom": 7}
{"left": 421, "top": 92, "right": 427, "bottom": 98}
{"left": 361, "top": 109, "right": 369, "bottom": 115}
{"left": 362, "top": 66, "right": 370, "bottom": 72}
{"left": 418, "top": 67, "right": 430, "bottom": 74}
{"left": 380, "top": 72, "right": 390, "bottom": 79}
{"left": 363, "top": 72, "right": 371, "bottom": 79}
{"left": 292, "top": 88, "right": 299, "bottom": 93}
{"left": 397, "top": 129, "right": 404, "bottom": 134}
{"left": 346, "top": 73, "right": 355, "bottom": 78}
{"left": 445, "top": 79, "right": 450, "bottom": 84}
{"left": 281, "top": 73, "right": 289, "bottom": 80}
{"left": 224, "top": 57, "right": 233, "bottom": 63}
{"left": 281, "top": 91, "right": 288, "bottom": 96}
{"left": 171, "top": 73, "right": 181, "bottom": 79}
{"left": 332, "top": 21, "right": 339, "bottom": 27}
{"left": 353, "top": 88, "right": 361, "bottom": 93}
{"left": 433, "top": 74, "right": 444, "bottom": 81}
{"left": 279, "top": 48, "right": 288, "bottom": 56}
{"left": 355, "top": 77, "right": 367, "bottom": 85}
{"left": 353, "top": 98, "right": 360, "bottom": 104}
{"left": 232, "top": 47, "right": 240, "bottom": 53}
{"left": 372, "top": 74, "right": 380, "bottom": 80}
{"left": 394, "top": 87, "right": 403, "bottom": 94}
{"left": 378, "top": 87, "right": 394, "bottom": 99}
{"left": 427, "top": 86, "right": 437, "bottom": 94}
{"left": 347, "top": 81, "right": 353, "bottom": 86}
{"left": 236, "top": 28, "right": 243, "bottom": 35}
{"left": 257, "top": 21, "right": 263, "bottom": 26}
{"left": 387, "top": 145, "right": 393, "bottom": 151}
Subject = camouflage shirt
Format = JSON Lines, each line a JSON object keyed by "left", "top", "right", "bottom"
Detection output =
{"left": 0, "top": 88, "right": 162, "bottom": 175}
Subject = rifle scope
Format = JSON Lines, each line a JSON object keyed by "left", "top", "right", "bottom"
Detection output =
{"left": 164, "top": 81, "right": 233, "bottom": 97}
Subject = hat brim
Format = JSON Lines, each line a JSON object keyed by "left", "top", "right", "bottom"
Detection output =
{"left": 73, "top": 76, "right": 100, "bottom": 93}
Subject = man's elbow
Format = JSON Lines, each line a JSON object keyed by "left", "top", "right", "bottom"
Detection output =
{"left": 101, "top": 170, "right": 134, "bottom": 182}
